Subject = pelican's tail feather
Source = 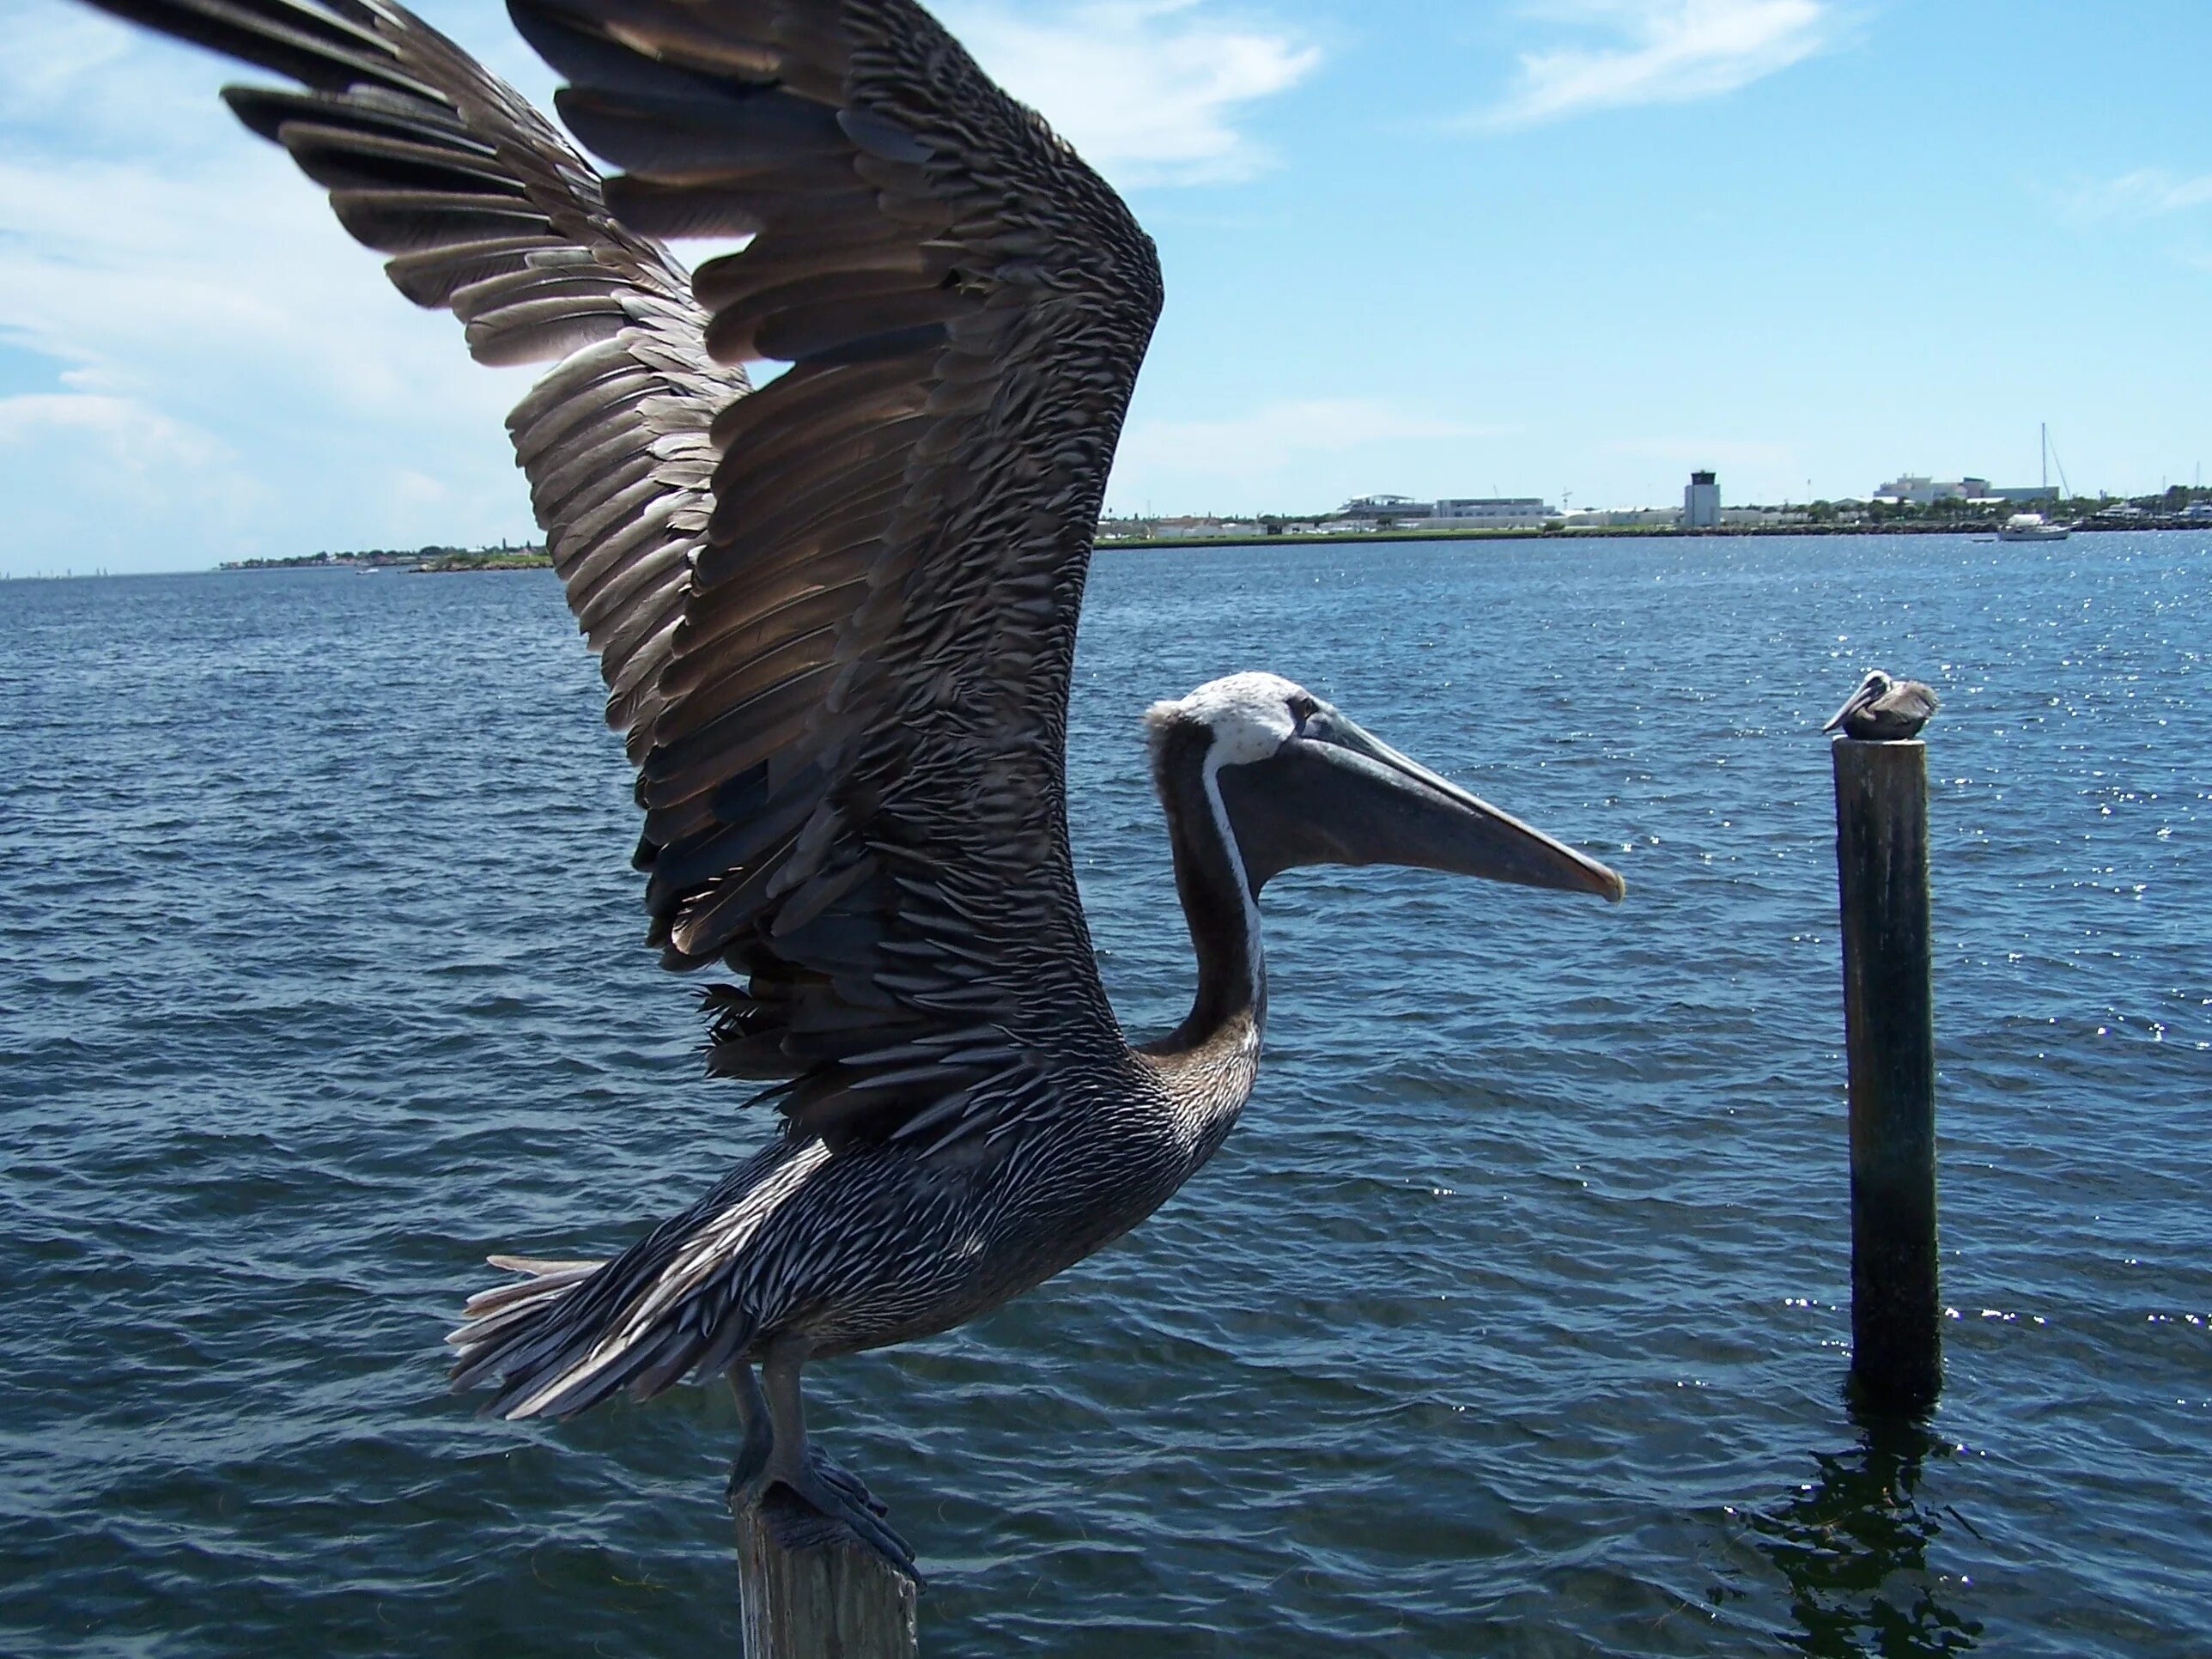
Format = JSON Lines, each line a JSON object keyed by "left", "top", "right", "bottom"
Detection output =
{"left": 446, "top": 1137, "right": 830, "bottom": 1420}
{"left": 446, "top": 1258, "right": 605, "bottom": 1358}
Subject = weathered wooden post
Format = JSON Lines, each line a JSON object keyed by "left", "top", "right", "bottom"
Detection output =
{"left": 736, "top": 1491, "right": 919, "bottom": 1658}
{"left": 1830, "top": 705, "right": 1941, "bottom": 1415}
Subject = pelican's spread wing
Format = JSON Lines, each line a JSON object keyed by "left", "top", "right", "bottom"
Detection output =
{"left": 87, "top": 0, "right": 747, "bottom": 738}
{"left": 507, "top": 0, "right": 1164, "bottom": 1147}
{"left": 87, "top": 0, "right": 1164, "bottom": 1150}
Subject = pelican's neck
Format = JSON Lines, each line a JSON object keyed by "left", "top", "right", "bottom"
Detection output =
{"left": 1146, "top": 720, "right": 1266, "bottom": 1061}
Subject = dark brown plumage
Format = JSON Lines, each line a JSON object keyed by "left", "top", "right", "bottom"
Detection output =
{"left": 1825, "top": 670, "right": 1940, "bottom": 741}
{"left": 73, "top": 0, "right": 1623, "bottom": 1577}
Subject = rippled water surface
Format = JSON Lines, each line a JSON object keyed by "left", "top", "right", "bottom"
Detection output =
{"left": 3, "top": 532, "right": 2207, "bottom": 1656}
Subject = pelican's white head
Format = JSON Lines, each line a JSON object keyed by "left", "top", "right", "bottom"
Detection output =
{"left": 1144, "top": 671, "right": 1314, "bottom": 767}
{"left": 1143, "top": 669, "right": 1624, "bottom": 902}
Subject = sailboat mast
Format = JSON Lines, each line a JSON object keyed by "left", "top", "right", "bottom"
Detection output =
{"left": 2041, "top": 422, "right": 2048, "bottom": 493}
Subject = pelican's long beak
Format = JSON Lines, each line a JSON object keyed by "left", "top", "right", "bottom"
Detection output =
{"left": 1824, "top": 672, "right": 1882, "bottom": 734}
{"left": 1217, "top": 713, "right": 1626, "bottom": 902}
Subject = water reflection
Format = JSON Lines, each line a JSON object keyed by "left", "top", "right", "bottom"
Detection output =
{"left": 1747, "top": 1413, "right": 1984, "bottom": 1657}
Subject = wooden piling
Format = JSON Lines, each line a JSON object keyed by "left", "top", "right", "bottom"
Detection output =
{"left": 736, "top": 1489, "right": 919, "bottom": 1658}
{"left": 1831, "top": 734, "right": 1941, "bottom": 1415}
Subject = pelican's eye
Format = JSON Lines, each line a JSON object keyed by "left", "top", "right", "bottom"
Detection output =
{"left": 1286, "top": 692, "right": 1320, "bottom": 734}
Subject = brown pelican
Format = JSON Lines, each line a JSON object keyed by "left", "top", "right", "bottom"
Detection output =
{"left": 76, "top": 0, "right": 1625, "bottom": 1572}
{"left": 1826, "top": 670, "right": 1940, "bottom": 741}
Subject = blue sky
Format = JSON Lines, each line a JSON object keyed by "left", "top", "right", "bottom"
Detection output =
{"left": 3, "top": 0, "right": 2208, "bottom": 574}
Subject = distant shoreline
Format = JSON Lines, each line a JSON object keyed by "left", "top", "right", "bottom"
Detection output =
{"left": 199, "top": 517, "right": 2208, "bottom": 575}
{"left": 216, "top": 550, "right": 554, "bottom": 573}
{"left": 1103, "top": 520, "right": 2209, "bottom": 550}
{"left": 415, "top": 553, "right": 552, "bottom": 571}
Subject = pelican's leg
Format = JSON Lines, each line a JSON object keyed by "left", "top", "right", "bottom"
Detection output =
{"left": 726, "top": 1358, "right": 880, "bottom": 1518}
{"left": 743, "top": 1334, "right": 918, "bottom": 1577}
{"left": 725, "top": 1356, "right": 869, "bottom": 1513}
{"left": 723, "top": 1364, "right": 775, "bottom": 1508}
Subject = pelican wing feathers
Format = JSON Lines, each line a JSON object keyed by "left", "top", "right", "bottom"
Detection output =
{"left": 82, "top": 0, "right": 744, "bottom": 744}
{"left": 507, "top": 0, "right": 1165, "bottom": 1146}
{"left": 97, "top": 0, "right": 1164, "bottom": 1149}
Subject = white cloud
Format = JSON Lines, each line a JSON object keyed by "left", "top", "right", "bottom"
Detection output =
{"left": 0, "top": 391, "right": 199, "bottom": 446}
{"left": 0, "top": 3, "right": 542, "bottom": 573}
{"left": 0, "top": 140, "right": 522, "bottom": 415}
{"left": 939, "top": 0, "right": 1319, "bottom": 185}
{"left": 1480, "top": 0, "right": 1836, "bottom": 131}
{"left": 2059, "top": 168, "right": 2212, "bottom": 223}
{"left": 2, "top": 0, "right": 1316, "bottom": 571}
{"left": 0, "top": 9, "right": 137, "bottom": 118}
{"left": 0, "top": 390, "right": 269, "bottom": 572}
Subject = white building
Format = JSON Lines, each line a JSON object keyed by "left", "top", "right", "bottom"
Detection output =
{"left": 1145, "top": 517, "right": 1265, "bottom": 539}
{"left": 1565, "top": 506, "right": 1679, "bottom": 529}
{"left": 1431, "top": 497, "right": 1557, "bottom": 529}
{"left": 1684, "top": 470, "right": 1721, "bottom": 529}
{"left": 1875, "top": 474, "right": 1991, "bottom": 504}
{"left": 1339, "top": 494, "right": 1433, "bottom": 520}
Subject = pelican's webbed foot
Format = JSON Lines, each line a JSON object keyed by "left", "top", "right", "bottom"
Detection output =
{"left": 763, "top": 1449, "right": 919, "bottom": 1578}
{"left": 724, "top": 1358, "right": 920, "bottom": 1582}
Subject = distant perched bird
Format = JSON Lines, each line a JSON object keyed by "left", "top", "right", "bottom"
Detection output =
{"left": 1825, "top": 671, "right": 1940, "bottom": 740}
{"left": 71, "top": 0, "right": 1626, "bottom": 1577}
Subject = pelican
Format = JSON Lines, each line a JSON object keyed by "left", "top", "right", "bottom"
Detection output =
{"left": 1825, "top": 670, "right": 1940, "bottom": 741}
{"left": 76, "top": 0, "right": 1625, "bottom": 1572}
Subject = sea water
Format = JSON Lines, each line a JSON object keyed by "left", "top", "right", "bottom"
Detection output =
{"left": 1, "top": 532, "right": 2205, "bottom": 1655}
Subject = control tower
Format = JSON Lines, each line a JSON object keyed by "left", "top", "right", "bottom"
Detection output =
{"left": 1684, "top": 470, "right": 1721, "bottom": 530}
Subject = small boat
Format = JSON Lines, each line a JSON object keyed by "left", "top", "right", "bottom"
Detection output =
{"left": 1998, "top": 512, "right": 2069, "bottom": 542}
{"left": 2001, "top": 423, "right": 2072, "bottom": 543}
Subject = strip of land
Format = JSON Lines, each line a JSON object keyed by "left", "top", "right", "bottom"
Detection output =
{"left": 220, "top": 546, "right": 551, "bottom": 572}
{"left": 1110, "top": 517, "right": 2212, "bottom": 550}
{"left": 218, "top": 510, "right": 2209, "bottom": 573}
